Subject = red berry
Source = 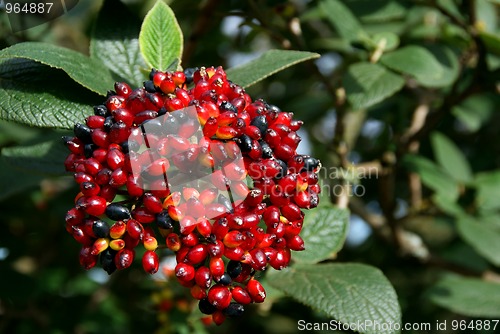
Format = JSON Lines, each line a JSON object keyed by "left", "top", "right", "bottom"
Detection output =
{"left": 223, "top": 231, "right": 246, "bottom": 248}
{"left": 186, "top": 244, "right": 208, "bottom": 265}
{"left": 110, "top": 168, "right": 127, "bottom": 187}
{"left": 132, "top": 207, "right": 156, "bottom": 224}
{"left": 233, "top": 285, "right": 253, "bottom": 304}
{"left": 196, "top": 218, "right": 212, "bottom": 238}
{"left": 115, "top": 248, "right": 135, "bottom": 270}
{"left": 79, "top": 245, "right": 98, "bottom": 270}
{"left": 166, "top": 233, "right": 181, "bottom": 252}
{"left": 126, "top": 219, "right": 144, "bottom": 239}
{"left": 207, "top": 240, "right": 225, "bottom": 258}
{"left": 249, "top": 248, "right": 267, "bottom": 271}
{"left": 142, "top": 250, "right": 159, "bottom": 274}
{"left": 209, "top": 257, "right": 225, "bottom": 277}
{"left": 160, "top": 78, "right": 176, "bottom": 94}
{"left": 84, "top": 196, "right": 107, "bottom": 216}
{"left": 126, "top": 176, "right": 144, "bottom": 197}
{"left": 212, "top": 310, "right": 226, "bottom": 326}
{"left": 115, "top": 82, "right": 132, "bottom": 97}
{"left": 175, "top": 263, "right": 195, "bottom": 283}
{"left": 65, "top": 207, "right": 85, "bottom": 226}
{"left": 153, "top": 71, "right": 167, "bottom": 87}
{"left": 195, "top": 266, "right": 212, "bottom": 289}
{"left": 208, "top": 285, "right": 231, "bottom": 310}
{"left": 269, "top": 248, "right": 291, "bottom": 270}
{"left": 224, "top": 246, "right": 245, "bottom": 261}
{"left": 86, "top": 115, "right": 105, "bottom": 129}
{"left": 286, "top": 234, "right": 305, "bottom": 251}
{"left": 191, "top": 285, "right": 207, "bottom": 300}
{"left": 143, "top": 193, "right": 163, "bottom": 214}
{"left": 247, "top": 279, "right": 266, "bottom": 303}
{"left": 281, "top": 203, "right": 303, "bottom": 221}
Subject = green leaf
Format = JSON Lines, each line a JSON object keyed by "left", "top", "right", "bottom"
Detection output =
{"left": 475, "top": 0, "right": 498, "bottom": 33}
{"left": 440, "top": 243, "right": 490, "bottom": 273}
{"left": 422, "top": 45, "right": 460, "bottom": 88}
{"left": 225, "top": 50, "right": 320, "bottom": 88}
{"left": 268, "top": 263, "right": 401, "bottom": 334}
{"left": 480, "top": 31, "right": 500, "bottom": 56}
{"left": 350, "top": 0, "right": 407, "bottom": 23}
{"left": 452, "top": 93, "right": 496, "bottom": 132}
{"left": 0, "top": 58, "right": 101, "bottom": 129}
{"left": 0, "top": 120, "right": 42, "bottom": 145}
{"left": 430, "top": 132, "right": 472, "bottom": 183}
{"left": 437, "top": 0, "right": 464, "bottom": 21}
{"left": 429, "top": 275, "right": 500, "bottom": 317}
{"left": 2, "top": 139, "right": 67, "bottom": 175}
{"left": 403, "top": 155, "right": 459, "bottom": 201}
{"left": 0, "top": 42, "right": 114, "bottom": 96}
{"left": 319, "top": 0, "right": 367, "bottom": 41}
{"left": 371, "top": 32, "right": 400, "bottom": 52}
{"left": 343, "top": 62, "right": 405, "bottom": 110}
{"left": 139, "top": 1, "right": 183, "bottom": 71}
{"left": 91, "top": 0, "right": 147, "bottom": 88}
{"left": 457, "top": 216, "right": 500, "bottom": 266}
{"left": 380, "top": 46, "right": 444, "bottom": 87}
{"left": 475, "top": 170, "right": 500, "bottom": 212}
{"left": 293, "top": 206, "right": 349, "bottom": 264}
{"left": 432, "top": 193, "right": 465, "bottom": 217}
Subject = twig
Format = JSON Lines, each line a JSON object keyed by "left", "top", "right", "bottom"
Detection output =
{"left": 426, "top": 255, "right": 481, "bottom": 277}
{"left": 378, "top": 152, "right": 405, "bottom": 249}
{"left": 403, "top": 101, "right": 430, "bottom": 209}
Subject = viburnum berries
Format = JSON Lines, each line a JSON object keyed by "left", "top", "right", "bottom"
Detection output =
{"left": 63, "top": 66, "right": 321, "bottom": 325}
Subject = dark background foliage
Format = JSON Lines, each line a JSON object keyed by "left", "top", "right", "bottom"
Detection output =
{"left": 1, "top": 0, "right": 500, "bottom": 333}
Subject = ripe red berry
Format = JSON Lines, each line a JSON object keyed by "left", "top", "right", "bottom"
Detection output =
{"left": 191, "top": 285, "right": 207, "bottom": 300}
{"left": 208, "top": 285, "right": 231, "bottom": 310}
{"left": 66, "top": 207, "right": 85, "bottom": 226}
{"left": 80, "top": 246, "right": 100, "bottom": 271}
{"left": 247, "top": 278, "right": 266, "bottom": 303}
{"left": 115, "top": 248, "right": 135, "bottom": 270}
{"left": 231, "top": 286, "right": 252, "bottom": 305}
{"left": 186, "top": 244, "right": 208, "bottom": 265}
{"left": 143, "top": 193, "right": 163, "bottom": 214}
{"left": 286, "top": 234, "right": 305, "bottom": 251}
{"left": 126, "top": 219, "right": 144, "bottom": 239}
{"left": 212, "top": 310, "right": 226, "bottom": 326}
{"left": 209, "top": 257, "right": 225, "bottom": 277}
{"left": 195, "top": 266, "right": 212, "bottom": 289}
{"left": 223, "top": 230, "right": 246, "bottom": 248}
{"left": 207, "top": 240, "right": 225, "bottom": 258}
{"left": 175, "top": 263, "right": 195, "bottom": 282}
{"left": 166, "top": 233, "right": 181, "bottom": 252}
{"left": 84, "top": 196, "right": 107, "bottom": 216}
{"left": 249, "top": 248, "right": 267, "bottom": 271}
{"left": 115, "top": 82, "right": 132, "bottom": 97}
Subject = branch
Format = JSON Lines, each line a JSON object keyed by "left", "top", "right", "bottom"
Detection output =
{"left": 402, "top": 101, "right": 430, "bottom": 209}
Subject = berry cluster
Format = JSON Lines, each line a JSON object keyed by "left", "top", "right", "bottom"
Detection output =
{"left": 63, "top": 66, "right": 321, "bottom": 325}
